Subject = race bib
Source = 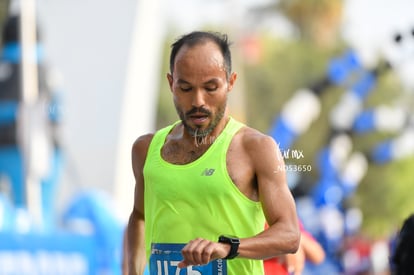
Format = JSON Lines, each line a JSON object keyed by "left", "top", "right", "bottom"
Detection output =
{"left": 150, "top": 243, "right": 227, "bottom": 275}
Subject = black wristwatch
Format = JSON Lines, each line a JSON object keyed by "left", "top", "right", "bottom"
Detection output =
{"left": 218, "top": 235, "right": 240, "bottom": 259}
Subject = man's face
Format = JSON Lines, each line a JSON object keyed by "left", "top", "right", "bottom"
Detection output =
{"left": 167, "top": 42, "right": 237, "bottom": 138}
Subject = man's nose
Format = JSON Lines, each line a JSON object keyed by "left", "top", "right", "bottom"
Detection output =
{"left": 192, "top": 89, "right": 205, "bottom": 107}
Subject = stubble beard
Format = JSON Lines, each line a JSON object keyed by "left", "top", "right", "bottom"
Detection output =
{"left": 176, "top": 102, "right": 226, "bottom": 139}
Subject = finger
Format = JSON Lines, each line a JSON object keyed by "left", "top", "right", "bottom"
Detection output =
{"left": 193, "top": 239, "right": 213, "bottom": 264}
{"left": 181, "top": 239, "right": 199, "bottom": 265}
{"left": 200, "top": 241, "right": 216, "bottom": 264}
{"left": 182, "top": 238, "right": 208, "bottom": 266}
{"left": 178, "top": 260, "right": 189, "bottom": 269}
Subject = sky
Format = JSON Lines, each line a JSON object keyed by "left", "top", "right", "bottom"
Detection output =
{"left": 342, "top": 0, "right": 414, "bottom": 67}
{"left": 163, "top": 0, "right": 279, "bottom": 33}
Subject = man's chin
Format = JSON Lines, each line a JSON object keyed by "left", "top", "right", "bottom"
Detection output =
{"left": 182, "top": 117, "right": 217, "bottom": 137}
{"left": 184, "top": 120, "right": 205, "bottom": 131}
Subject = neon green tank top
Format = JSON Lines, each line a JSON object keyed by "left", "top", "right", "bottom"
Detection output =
{"left": 143, "top": 117, "right": 265, "bottom": 275}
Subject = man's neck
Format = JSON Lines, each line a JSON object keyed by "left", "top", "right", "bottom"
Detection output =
{"left": 181, "top": 115, "right": 230, "bottom": 147}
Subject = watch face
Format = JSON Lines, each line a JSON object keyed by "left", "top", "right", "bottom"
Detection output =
{"left": 219, "top": 235, "right": 240, "bottom": 243}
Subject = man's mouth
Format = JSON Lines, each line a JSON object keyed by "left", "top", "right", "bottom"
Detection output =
{"left": 189, "top": 113, "right": 209, "bottom": 124}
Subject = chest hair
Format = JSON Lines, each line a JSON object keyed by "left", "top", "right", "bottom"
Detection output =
{"left": 161, "top": 140, "right": 210, "bottom": 165}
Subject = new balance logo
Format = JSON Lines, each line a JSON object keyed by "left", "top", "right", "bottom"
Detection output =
{"left": 201, "top": 168, "right": 215, "bottom": 176}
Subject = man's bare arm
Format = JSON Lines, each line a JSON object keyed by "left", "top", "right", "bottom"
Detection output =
{"left": 125, "top": 134, "right": 153, "bottom": 275}
{"left": 237, "top": 133, "right": 300, "bottom": 259}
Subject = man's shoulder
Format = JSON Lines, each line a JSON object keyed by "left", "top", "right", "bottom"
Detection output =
{"left": 231, "top": 126, "right": 280, "bottom": 171}
{"left": 237, "top": 125, "right": 277, "bottom": 149}
{"left": 134, "top": 133, "right": 155, "bottom": 144}
{"left": 132, "top": 133, "right": 155, "bottom": 156}
{"left": 132, "top": 122, "right": 179, "bottom": 153}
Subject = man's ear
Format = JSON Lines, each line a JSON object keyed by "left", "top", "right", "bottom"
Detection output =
{"left": 167, "top": 73, "right": 173, "bottom": 91}
{"left": 228, "top": 72, "right": 237, "bottom": 92}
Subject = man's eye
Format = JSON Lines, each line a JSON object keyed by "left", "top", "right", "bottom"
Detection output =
{"left": 180, "top": 87, "right": 192, "bottom": 92}
{"left": 205, "top": 87, "right": 218, "bottom": 92}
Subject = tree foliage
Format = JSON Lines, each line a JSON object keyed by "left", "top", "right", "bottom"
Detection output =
{"left": 252, "top": 0, "right": 344, "bottom": 47}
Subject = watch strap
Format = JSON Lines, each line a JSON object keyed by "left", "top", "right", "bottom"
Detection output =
{"left": 218, "top": 235, "right": 240, "bottom": 259}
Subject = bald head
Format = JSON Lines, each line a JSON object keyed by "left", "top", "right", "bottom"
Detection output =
{"left": 169, "top": 31, "right": 233, "bottom": 80}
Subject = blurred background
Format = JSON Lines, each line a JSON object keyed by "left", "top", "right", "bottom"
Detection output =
{"left": 0, "top": 0, "right": 413, "bottom": 274}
